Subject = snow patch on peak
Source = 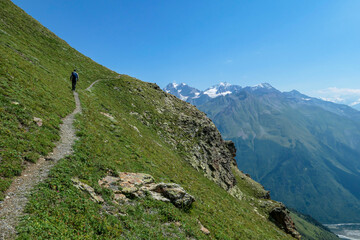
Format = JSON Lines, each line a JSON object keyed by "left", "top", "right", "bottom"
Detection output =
{"left": 179, "top": 94, "right": 188, "bottom": 101}
{"left": 252, "top": 83, "right": 273, "bottom": 89}
{"left": 171, "top": 83, "right": 187, "bottom": 89}
{"left": 192, "top": 92, "right": 201, "bottom": 99}
{"left": 319, "top": 97, "right": 345, "bottom": 103}
{"left": 219, "top": 82, "right": 232, "bottom": 87}
{"left": 204, "top": 88, "right": 232, "bottom": 98}
{"left": 350, "top": 99, "right": 360, "bottom": 106}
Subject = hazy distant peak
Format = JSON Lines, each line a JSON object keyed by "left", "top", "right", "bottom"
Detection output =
{"left": 219, "top": 82, "right": 232, "bottom": 87}
{"left": 164, "top": 82, "right": 201, "bottom": 101}
{"left": 283, "top": 90, "right": 314, "bottom": 102}
{"left": 170, "top": 82, "right": 187, "bottom": 88}
{"left": 203, "top": 82, "right": 242, "bottom": 98}
{"left": 252, "top": 82, "right": 274, "bottom": 90}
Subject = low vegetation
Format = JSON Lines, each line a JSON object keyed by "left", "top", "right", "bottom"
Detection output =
{"left": 1, "top": 1, "right": 338, "bottom": 239}
{"left": 17, "top": 77, "right": 294, "bottom": 239}
{"left": 0, "top": 0, "right": 117, "bottom": 200}
{"left": 290, "top": 210, "right": 339, "bottom": 240}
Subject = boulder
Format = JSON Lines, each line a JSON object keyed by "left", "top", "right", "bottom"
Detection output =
{"left": 151, "top": 183, "right": 195, "bottom": 208}
{"left": 269, "top": 205, "right": 301, "bottom": 239}
{"left": 98, "top": 172, "right": 195, "bottom": 209}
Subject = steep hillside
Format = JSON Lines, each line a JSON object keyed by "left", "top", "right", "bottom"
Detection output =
{"left": 18, "top": 76, "right": 300, "bottom": 239}
{"left": 165, "top": 82, "right": 360, "bottom": 223}
{"left": 0, "top": 1, "right": 308, "bottom": 239}
{"left": 289, "top": 210, "right": 339, "bottom": 240}
{"left": 0, "top": 0, "right": 118, "bottom": 201}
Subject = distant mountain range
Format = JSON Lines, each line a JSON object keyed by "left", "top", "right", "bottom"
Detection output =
{"left": 164, "top": 82, "right": 360, "bottom": 223}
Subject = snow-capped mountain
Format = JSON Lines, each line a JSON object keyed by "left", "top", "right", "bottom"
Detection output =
{"left": 202, "top": 82, "right": 242, "bottom": 98}
{"left": 164, "top": 82, "right": 360, "bottom": 118}
{"left": 164, "top": 83, "right": 201, "bottom": 101}
{"left": 166, "top": 81, "right": 360, "bottom": 223}
{"left": 164, "top": 82, "right": 278, "bottom": 105}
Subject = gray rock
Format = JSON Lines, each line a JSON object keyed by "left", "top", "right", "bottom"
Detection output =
{"left": 98, "top": 172, "right": 195, "bottom": 209}
{"left": 269, "top": 205, "right": 301, "bottom": 239}
{"left": 72, "top": 178, "right": 104, "bottom": 203}
{"left": 151, "top": 183, "right": 195, "bottom": 208}
{"left": 33, "top": 117, "right": 43, "bottom": 127}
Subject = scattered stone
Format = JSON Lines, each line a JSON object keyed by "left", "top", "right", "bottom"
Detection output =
{"left": 98, "top": 172, "right": 195, "bottom": 209}
{"left": 11, "top": 101, "right": 19, "bottom": 105}
{"left": 129, "top": 125, "right": 142, "bottom": 137}
{"left": 33, "top": 117, "right": 43, "bottom": 127}
{"left": 150, "top": 183, "right": 195, "bottom": 208}
{"left": 72, "top": 178, "right": 104, "bottom": 203}
{"left": 198, "top": 220, "right": 210, "bottom": 235}
{"left": 100, "top": 112, "right": 116, "bottom": 121}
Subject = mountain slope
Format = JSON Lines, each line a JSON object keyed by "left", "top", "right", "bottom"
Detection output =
{"left": 0, "top": 1, "right": 309, "bottom": 239}
{"left": 165, "top": 82, "right": 360, "bottom": 223}
{"left": 289, "top": 210, "right": 339, "bottom": 240}
{"left": 0, "top": 0, "right": 118, "bottom": 201}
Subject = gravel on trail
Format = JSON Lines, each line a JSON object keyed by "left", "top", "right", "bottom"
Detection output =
{"left": 0, "top": 91, "right": 82, "bottom": 240}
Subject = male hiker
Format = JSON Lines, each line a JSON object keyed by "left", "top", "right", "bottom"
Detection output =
{"left": 70, "top": 69, "right": 79, "bottom": 91}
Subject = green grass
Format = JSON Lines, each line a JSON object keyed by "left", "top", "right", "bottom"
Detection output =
{"left": 16, "top": 76, "right": 294, "bottom": 239}
{"left": 0, "top": 0, "right": 117, "bottom": 200}
{"left": 1, "top": 0, "right": 328, "bottom": 239}
{"left": 290, "top": 210, "right": 339, "bottom": 240}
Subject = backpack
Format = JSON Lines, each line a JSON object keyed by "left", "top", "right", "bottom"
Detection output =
{"left": 71, "top": 72, "right": 78, "bottom": 81}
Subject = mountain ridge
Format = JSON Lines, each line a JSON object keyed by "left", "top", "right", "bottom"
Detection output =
{"left": 0, "top": 1, "right": 325, "bottom": 239}
{"left": 164, "top": 82, "right": 360, "bottom": 114}
{"left": 165, "top": 81, "right": 360, "bottom": 223}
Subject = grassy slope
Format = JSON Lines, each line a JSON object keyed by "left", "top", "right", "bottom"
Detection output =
{"left": 290, "top": 211, "right": 339, "bottom": 240}
{"left": 17, "top": 77, "right": 294, "bottom": 239}
{"left": 1, "top": 1, "right": 295, "bottom": 239}
{"left": 0, "top": 0, "right": 117, "bottom": 200}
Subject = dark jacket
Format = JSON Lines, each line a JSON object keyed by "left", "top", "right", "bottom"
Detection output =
{"left": 70, "top": 71, "right": 79, "bottom": 81}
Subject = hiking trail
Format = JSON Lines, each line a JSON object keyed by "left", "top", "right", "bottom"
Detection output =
{"left": 0, "top": 90, "right": 82, "bottom": 240}
{"left": 86, "top": 79, "right": 102, "bottom": 91}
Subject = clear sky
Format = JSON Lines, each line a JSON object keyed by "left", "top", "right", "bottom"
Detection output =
{"left": 11, "top": 0, "right": 360, "bottom": 103}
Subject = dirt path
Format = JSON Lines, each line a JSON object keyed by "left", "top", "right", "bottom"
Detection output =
{"left": 0, "top": 91, "right": 82, "bottom": 240}
{"left": 86, "top": 79, "right": 103, "bottom": 91}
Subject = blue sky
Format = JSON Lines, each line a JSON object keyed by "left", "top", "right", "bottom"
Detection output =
{"left": 11, "top": 0, "right": 360, "bottom": 102}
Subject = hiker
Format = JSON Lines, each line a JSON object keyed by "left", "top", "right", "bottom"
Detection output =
{"left": 70, "top": 69, "right": 79, "bottom": 91}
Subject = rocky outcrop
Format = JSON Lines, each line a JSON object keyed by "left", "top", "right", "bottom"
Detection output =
{"left": 97, "top": 172, "right": 195, "bottom": 209}
{"left": 153, "top": 93, "right": 238, "bottom": 191}
{"left": 131, "top": 86, "right": 300, "bottom": 238}
{"left": 269, "top": 205, "right": 301, "bottom": 239}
